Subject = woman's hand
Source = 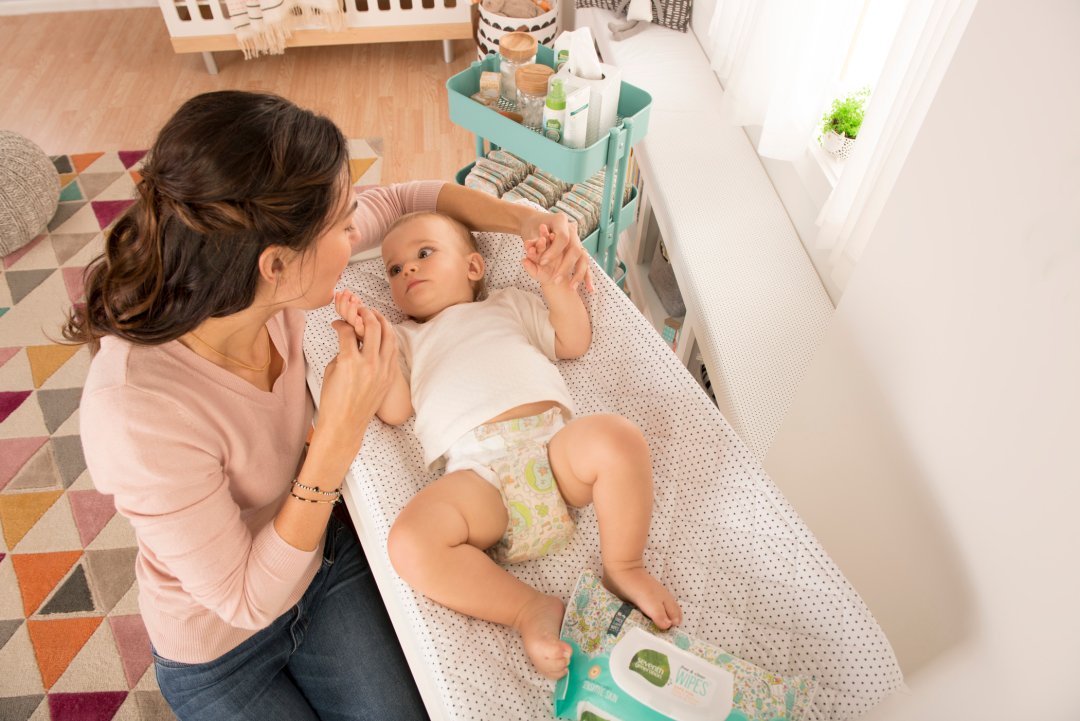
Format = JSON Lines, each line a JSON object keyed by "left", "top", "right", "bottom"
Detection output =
{"left": 519, "top": 211, "right": 594, "bottom": 293}
{"left": 315, "top": 307, "right": 396, "bottom": 455}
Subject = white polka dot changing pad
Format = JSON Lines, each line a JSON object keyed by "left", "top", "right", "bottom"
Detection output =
{"left": 303, "top": 231, "right": 903, "bottom": 721}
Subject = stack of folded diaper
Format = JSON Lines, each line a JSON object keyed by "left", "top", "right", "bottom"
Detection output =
{"left": 464, "top": 149, "right": 633, "bottom": 238}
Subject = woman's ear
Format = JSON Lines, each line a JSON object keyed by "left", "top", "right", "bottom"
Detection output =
{"left": 257, "top": 246, "right": 287, "bottom": 285}
{"left": 466, "top": 252, "right": 485, "bottom": 281}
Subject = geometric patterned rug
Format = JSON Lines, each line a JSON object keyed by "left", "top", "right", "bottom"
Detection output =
{"left": 0, "top": 139, "right": 382, "bottom": 721}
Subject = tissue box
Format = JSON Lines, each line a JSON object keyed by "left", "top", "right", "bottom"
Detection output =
{"left": 556, "top": 63, "right": 622, "bottom": 146}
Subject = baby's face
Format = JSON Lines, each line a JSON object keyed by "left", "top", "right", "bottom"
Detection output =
{"left": 382, "top": 215, "right": 482, "bottom": 322}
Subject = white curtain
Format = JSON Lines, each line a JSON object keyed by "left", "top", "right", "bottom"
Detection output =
{"left": 706, "top": 0, "right": 864, "bottom": 160}
{"left": 815, "top": 0, "right": 978, "bottom": 288}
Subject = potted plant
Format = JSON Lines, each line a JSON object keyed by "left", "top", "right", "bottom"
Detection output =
{"left": 819, "top": 87, "right": 870, "bottom": 160}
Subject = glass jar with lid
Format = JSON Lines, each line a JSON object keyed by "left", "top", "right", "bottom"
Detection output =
{"left": 515, "top": 64, "right": 554, "bottom": 131}
{"left": 498, "top": 32, "right": 538, "bottom": 104}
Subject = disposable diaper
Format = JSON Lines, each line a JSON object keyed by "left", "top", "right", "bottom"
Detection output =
{"left": 554, "top": 572, "right": 817, "bottom": 721}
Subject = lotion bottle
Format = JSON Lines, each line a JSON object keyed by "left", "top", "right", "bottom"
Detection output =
{"left": 543, "top": 78, "right": 566, "bottom": 143}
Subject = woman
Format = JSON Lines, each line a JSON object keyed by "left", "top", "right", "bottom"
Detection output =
{"left": 63, "top": 90, "right": 590, "bottom": 721}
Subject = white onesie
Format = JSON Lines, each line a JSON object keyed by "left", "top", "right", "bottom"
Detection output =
{"left": 395, "top": 287, "right": 575, "bottom": 470}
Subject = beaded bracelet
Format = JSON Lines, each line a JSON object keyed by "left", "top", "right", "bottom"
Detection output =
{"left": 289, "top": 492, "right": 340, "bottom": 505}
{"left": 292, "top": 479, "right": 341, "bottom": 497}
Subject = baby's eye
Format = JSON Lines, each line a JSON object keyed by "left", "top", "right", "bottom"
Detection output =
{"left": 345, "top": 224, "right": 356, "bottom": 233}
{"left": 418, "top": 247, "right": 433, "bottom": 259}
{"left": 388, "top": 264, "right": 401, "bottom": 277}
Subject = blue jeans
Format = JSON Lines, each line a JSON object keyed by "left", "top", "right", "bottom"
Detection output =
{"left": 153, "top": 514, "right": 429, "bottom": 721}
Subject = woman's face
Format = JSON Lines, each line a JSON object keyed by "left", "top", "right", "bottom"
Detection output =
{"left": 285, "top": 182, "right": 359, "bottom": 309}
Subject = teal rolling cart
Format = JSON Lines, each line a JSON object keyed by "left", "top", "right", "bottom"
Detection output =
{"left": 446, "top": 43, "right": 652, "bottom": 280}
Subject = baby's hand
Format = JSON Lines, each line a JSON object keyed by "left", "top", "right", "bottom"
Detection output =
{"left": 523, "top": 229, "right": 558, "bottom": 285}
{"left": 334, "top": 289, "right": 366, "bottom": 340}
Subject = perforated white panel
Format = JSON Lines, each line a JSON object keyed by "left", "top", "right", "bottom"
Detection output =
{"left": 576, "top": 7, "right": 836, "bottom": 461}
{"left": 303, "top": 232, "right": 900, "bottom": 721}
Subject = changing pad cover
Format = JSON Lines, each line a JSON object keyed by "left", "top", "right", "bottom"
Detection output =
{"left": 303, "top": 231, "right": 903, "bottom": 721}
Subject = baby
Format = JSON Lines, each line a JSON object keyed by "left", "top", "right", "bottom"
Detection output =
{"left": 335, "top": 211, "right": 680, "bottom": 679}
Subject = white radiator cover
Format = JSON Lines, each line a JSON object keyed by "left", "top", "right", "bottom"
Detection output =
{"left": 577, "top": 8, "right": 835, "bottom": 460}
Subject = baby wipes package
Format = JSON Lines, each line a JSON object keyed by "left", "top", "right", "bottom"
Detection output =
{"left": 554, "top": 572, "right": 816, "bottom": 721}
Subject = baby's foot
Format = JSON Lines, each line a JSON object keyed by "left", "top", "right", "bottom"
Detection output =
{"left": 513, "top": 593, "right": 572, "bottom": 680}
{"left": 603, "top": 564, "right": 682, "bottom": 630}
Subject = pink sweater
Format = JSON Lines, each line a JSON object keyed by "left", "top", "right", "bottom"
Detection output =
{"left": 80, "top": 181, "right": 443, "bottom": 664}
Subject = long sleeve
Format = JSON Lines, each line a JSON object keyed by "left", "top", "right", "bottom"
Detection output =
{"left": 352, "top": 180, "right": 444, "bottom": 254}
{"left": 81, "top": 384, "right": 318, "bottom": 632}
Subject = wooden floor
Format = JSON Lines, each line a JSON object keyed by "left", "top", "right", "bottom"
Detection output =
{"left": 0, "top": 8, "right": 477, "bottom": 183}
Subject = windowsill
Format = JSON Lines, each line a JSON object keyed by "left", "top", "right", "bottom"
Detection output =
{"left": 742, "top": 125, "right": 846, "bottom": 305}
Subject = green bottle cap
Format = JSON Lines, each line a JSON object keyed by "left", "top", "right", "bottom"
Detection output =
{"left": 546, "top": 79, "right": 566, "bottom": 110}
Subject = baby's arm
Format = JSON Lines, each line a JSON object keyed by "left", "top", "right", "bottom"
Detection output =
{"left": 334, "top": 290, "right": 414, "bottom": 425}
{"left": 523, "top": 231, "right": 592, "bottom": 359}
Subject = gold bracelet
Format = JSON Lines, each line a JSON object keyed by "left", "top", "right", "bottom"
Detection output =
{"left": 292, "top": 479, "right": 341, "bottom": 497}
{"left": 289, "top": 492, "right": 340, "bottom": 505}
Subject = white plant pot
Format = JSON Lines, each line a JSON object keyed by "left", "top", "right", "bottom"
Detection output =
{"left": 823, "top": 130, "right": 856, "bottom": 160}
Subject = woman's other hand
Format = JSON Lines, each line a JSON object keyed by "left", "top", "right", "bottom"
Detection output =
{"left": 519, "top": 211, "right": 594, "bottom": 293}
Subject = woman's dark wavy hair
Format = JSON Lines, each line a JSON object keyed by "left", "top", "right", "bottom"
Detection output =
{"left": 63, "top": 90, "right": 349, "bottom": 350}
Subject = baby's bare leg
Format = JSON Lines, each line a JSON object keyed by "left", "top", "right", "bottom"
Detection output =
{"left": 387, "top": 470, "right": 571, "bottom": 679}
{"left": 548, "top": 415, "right": 682, "bottom": 628}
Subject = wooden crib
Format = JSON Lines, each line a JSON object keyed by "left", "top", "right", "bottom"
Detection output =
{"left": 158, "top": 0, "right": 472, "bottom": 74}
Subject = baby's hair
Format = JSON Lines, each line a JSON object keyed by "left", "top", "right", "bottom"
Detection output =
{"left": 384, "top": 211, "right": 487, "bottom": 300}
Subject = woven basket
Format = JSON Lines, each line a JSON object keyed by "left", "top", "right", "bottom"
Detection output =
{"left": 0, "top": 131, "right": 60, "bottom": 257}
{"left": 476, "top": 0, "right": 560, "bottom": 60}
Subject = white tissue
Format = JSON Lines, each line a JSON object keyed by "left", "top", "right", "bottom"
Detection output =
{"left": 564, "top": 27, "right": 603, "bottom": 81}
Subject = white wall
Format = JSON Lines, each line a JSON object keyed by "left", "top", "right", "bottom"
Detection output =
{"left": 765, "top": 0, "right": 1080, "bottom": 718}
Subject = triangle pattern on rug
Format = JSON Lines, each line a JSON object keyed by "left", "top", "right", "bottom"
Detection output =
{"left": 10, "top": 550, "right": 81, "bottom": 616}
{"left": 49, "top": 691, "right": 128, "bottom": 721}
{"left": 0, "top": 695, "right": 45, "bottom": 721}
{"left": 91, "top": 200, "right": 135, "bottom": 230}
{"left": 36, "top": 388, "right": 82, "bottom": 434}
{"left": 108, "top": 615, "right": 151, "bottom": 689}
{"left": 350, "top": 157, "right": 376, "bottom": 185}
{"left": 26, "top": 345, "right": 80, "bottom": 389}
{"left": 68, "top": 490, "right": 115, "bottom": 547}
{"left": 0, "top": 491, "right": 64, "bottom": 549}
{"left": 0, "top": 436, "right": 49, "bottom": 490}
{"left": 52, "top": 156, "right": 73, "bottom": 174}
{"left": 78, "top": 173, "right": 124, "bottom": 203}
{"left": 0, "top": 390, "right": 33, "bottom": 424}
{"left": 39, "top": 564, "right": 96, "bottom": 615}
{"left": 52, "top": 436, "right": 88, "bottom": 489}
{"left": 5, "top": 270, "right": 55, "bottom": 305}
{"left": 118, "top": 150, "right": 147, "bottom": 169}
{"left": 52, "top": 233, "right": 99, "bottom": 266}
{"left": 132, "top": 689, "right": 174, "bottom": 721}
{"left": 5, "top": 441, "right": 61, "bottom": 492}
{"left": 62, "top": 267, "right": 86, "bottom": 305}
{"left": 59, "top": 180, "right": 84, "bottom": 203}
{"left": 0, "top": 618, "right": 22, "bottom": 649}
{"left": 84, "top": 547, "right": 136, "bottom": 613}
{"left": 71, "top": 153, "right": 105, "bottom": 175}
{"left": 51, "top": 202, "right": 101, "bottom": 235}
{"left": 0, "top": 347, "right": 20, "bottom": 369}
{"left": 27, "top": 616, "right": 103, "bottom": 689}
{"left": 48, "top": 203, "right": 88, "bottom": 234}
{"left": 3, "top": 235, "right": 47, "bottom": 270}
